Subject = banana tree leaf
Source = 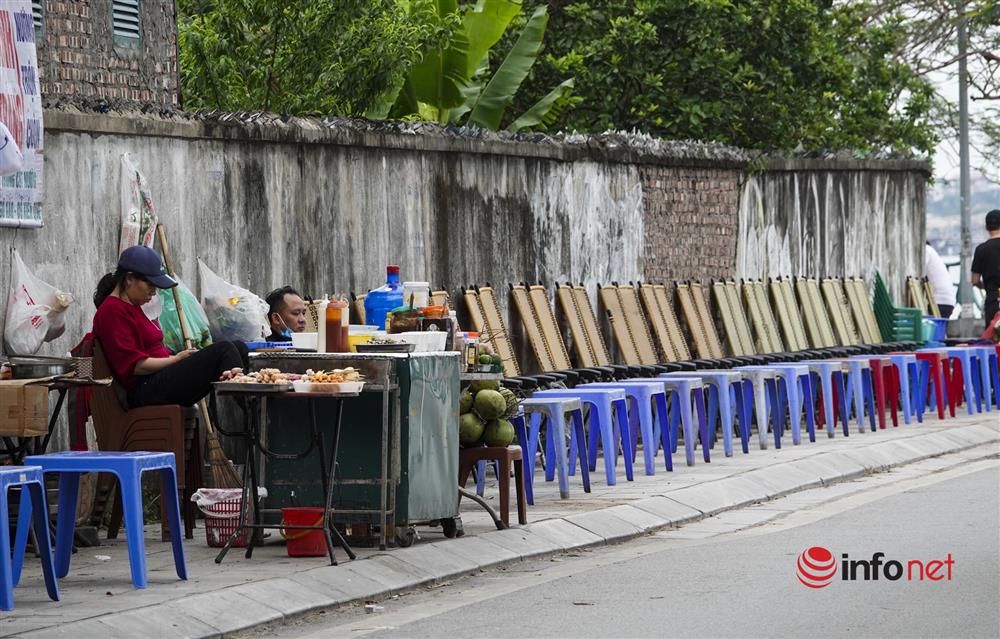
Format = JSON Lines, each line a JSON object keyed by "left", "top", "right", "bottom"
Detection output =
{"left": 507, "top": 78, "right": 575, "bottom": 132}
{"left": 463, "top": 0, "right": 522, "bottom": 78}
{"left": 467, "top": 6, "right": 548, "bottom": 131}
{"left": 409, "top": 0, "right": 469, "bottom": 111}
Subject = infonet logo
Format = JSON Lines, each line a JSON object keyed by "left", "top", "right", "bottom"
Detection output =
{"left": 796, "top": 546, "right": 955, "bottom": 589}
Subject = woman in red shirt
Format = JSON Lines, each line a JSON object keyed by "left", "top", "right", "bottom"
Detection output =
{"left": 93, "top": 246, "right": 248, "bottom": 407}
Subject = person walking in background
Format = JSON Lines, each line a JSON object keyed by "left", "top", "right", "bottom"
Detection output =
{"left": 925, "top": 242, "right": 955, "bottom": 319}
{"left": 971, "top": 209, "right": 1000, "bottom": 328}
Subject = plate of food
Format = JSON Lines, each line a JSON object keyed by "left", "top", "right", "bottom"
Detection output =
{"left": 293, "top": 367, "right": 366, "bottom": 394}
{"left": 214, "top": 368, "right": 299, "bottom": 393}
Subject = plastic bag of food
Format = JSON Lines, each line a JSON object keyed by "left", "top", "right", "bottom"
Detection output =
{"left": 158, "top": 278, "right": 212, "bottom": 352}
{"left": 198, "top": 260, "right": 268, "bottom": 342}
{"left": 3, "top": 250, "right": 75, "bottom": 355}
{"left": 118, "top": 153, "right": 158, "bottom": 254}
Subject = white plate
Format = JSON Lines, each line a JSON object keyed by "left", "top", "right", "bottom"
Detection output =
{"left": 293, "top": 380, "right": 365, "bottom": 394}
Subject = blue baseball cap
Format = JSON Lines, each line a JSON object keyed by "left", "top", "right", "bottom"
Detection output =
{"left": 117, "top": 245, "right": 177, "bottom": 289}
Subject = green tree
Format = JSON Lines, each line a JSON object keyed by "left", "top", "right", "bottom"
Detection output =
{"left": 177, "top": 0, "right": 450, "bottom": 116}
{"left": 374, "top": 0, "right": 576, "bottom": 131}
{"left": 504, "top": 0, "right": 939, "bottom": 155}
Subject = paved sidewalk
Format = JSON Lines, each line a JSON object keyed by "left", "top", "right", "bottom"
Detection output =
{"left": 4, "top": 412, "right": 998, "bottom": 638}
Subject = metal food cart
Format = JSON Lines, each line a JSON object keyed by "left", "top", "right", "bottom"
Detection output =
{"left": 248, "top": 351, "right": 460, "bottom": 548}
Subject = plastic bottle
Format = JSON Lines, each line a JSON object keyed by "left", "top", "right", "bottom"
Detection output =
{"left": 325, "top": 298, "right": 350, "bottom": 352}
{"left": 316, "top": 297, "right": 329, "bottom": 353}
{"left": 364, "top": 266, "right": 404, "bottom": 331}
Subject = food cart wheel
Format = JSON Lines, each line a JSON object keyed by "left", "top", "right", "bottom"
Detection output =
{"left": 395, "top": 526, "right": 417, "bottom": 548}
{"left": 440, "top": 517, "right": 461, "bottom": 539}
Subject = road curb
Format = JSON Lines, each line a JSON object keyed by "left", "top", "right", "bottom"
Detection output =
{"left": 18, "top": 423, "right": 999, "bottom": 638}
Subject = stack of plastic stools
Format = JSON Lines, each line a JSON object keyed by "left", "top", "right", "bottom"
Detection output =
{"left": 926, "top": 346, "right": 988, "bottom": 415}
{"left": 534, "top": 388, "right": 633, "bottom": 485}
{"left": 655, "top": 377, "right": 710, "bottom": 465}
{"left": 851, "top": 355, "right": 900, "bottom": 429}
{"left": 801, "top": 360, "right": 852, "bottom": 437}
{"left": 734, "top": 368, "right": 784, "bottom": 448}
{"left": 886, "top": 352, "right": 922, "bottom": 424}
{"left": 20, "top": 451, "right": 187, "bottom": 589}
{"left": 1, "top": 466, "right": 59, "bottom": 611}
{"left": 662, "top": 370, "right": 745, "bottom": 456}
{"left": 914, "top": 351, "right": 952, "bottom": 419}
{"left": 836, "top": 358, "right": 875, "bottom": 434}
{"left": 581, "top": 380, "right": 671, "bottom": 471}
{"left": 513, "top": 397, "right": 591, "bottom": 502}
{"left": 964, "top": 344, "right": 999, "bottom": 409}
{"left": 738, "top": 364, "right": 814, "bottom": 446}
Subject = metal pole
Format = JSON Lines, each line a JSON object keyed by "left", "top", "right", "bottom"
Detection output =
{"left": 957, "top": 2, "right": 974, "bottom": 316}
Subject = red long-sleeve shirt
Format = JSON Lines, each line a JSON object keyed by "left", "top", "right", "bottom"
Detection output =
{"left": 93, "top": 296, "right": 172, "bottom": 389}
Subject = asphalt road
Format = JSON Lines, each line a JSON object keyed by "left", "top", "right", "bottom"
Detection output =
{"left": 275, "top": 463, "right": 1000, "bottom": 639}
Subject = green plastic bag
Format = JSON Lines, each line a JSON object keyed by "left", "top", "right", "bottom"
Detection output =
{"left": 158, "top": 279, "right": 212, "bottom": 352}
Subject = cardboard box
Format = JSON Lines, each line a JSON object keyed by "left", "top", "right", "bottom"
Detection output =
{"left": 0, "top": 379, "right": 49, "bottom": 437}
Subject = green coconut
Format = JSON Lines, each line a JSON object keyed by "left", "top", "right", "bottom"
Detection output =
{"left": 459, "top": 390, "right": 474, "bottom": 414}
{"left": 470, "top": 379, "right": 500, "bottom": 393}
{"left": 459, "top": 413, "right": 485, "bottom": 447}
{"left": 498, "top": 387, "right": 519, "bottom": 419}
{"left": 483, "top": 419, "right": 515, "bottom": 447}
{"left": 473, "top": 389, "right": 506, "bottom": 420}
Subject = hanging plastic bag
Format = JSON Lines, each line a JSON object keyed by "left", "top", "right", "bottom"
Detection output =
{"left": 119, "top": 153, "right": 158, "bottom": 254}
{"left": 0, "top": 120, "right": 23, "bottom": 177}
{"left": 159, "top": 278, "right": 212, "bottom": 352}
{"left": 197, "top": 260, "right": 268, "bottom": 342}
{"left": 3, "top": 250, "right": 75, "bottom": 355}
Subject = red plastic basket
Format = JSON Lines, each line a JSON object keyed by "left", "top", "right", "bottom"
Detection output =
{"left": 203, "top": 496, "right": 248, "bottom": 548}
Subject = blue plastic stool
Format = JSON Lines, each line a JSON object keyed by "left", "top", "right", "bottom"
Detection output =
{"left": 650, "top": 377, "right": 709, "bottom": 466}
{"left": 922, "top": 347, "right": 983, "bottom": 415}
{"left": 534, "top": 388, "right": 633, "bottom": 485}
{"left": 733, "top": 368, "right": 782, "bottom": 449}
{"left": 833, "top": 358, "right": 874, "bottom": 434}
{"left": 2, "top": 466, "right": 59, "bottom": 611}
{"left": 581, "top": 381, "right": 670, "bottom": 472}
{"left": 967, "top": 345, "right": 995, "bottom": 411}
{"left": 662, "top": 371, "right": 745, "bottom": 456}
{"left": 514, "top": 397, "right": 591, "bottom": 502}
{"left": 885, "top": 353, "right": 921, "bottom": 424}
{"left": 21, "top": 451, "right": 187, "bottom": 589}
{"left": 801, "top": 360, "right": 851, "bottom": 437}
{"left": 738, "top": 364, "right": 814, "bottom": 446}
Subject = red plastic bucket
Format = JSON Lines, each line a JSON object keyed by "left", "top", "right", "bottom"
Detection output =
{"left": 280, "top": 507, "right": 327, "bottom": 557}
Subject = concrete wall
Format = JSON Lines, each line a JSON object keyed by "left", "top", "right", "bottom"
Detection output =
{"left": 37, "top": 0, "right": 179, "bottom": 105}
{"left": 0, "top": 109, "right": 930, "bottom": 364}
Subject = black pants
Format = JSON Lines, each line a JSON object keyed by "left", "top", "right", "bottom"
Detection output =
{"left": 986, "top": 301, "right": 999, "bottom": 330}
{"left": 936, "top": 304, "right": 954, "bottom": 319}
{"left": 128, "top": 341, "right": 249, "bottom": 408}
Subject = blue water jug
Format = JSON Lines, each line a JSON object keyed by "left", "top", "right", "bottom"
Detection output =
{"left": 364, "top": 265, "right": 403, "bottom": 331}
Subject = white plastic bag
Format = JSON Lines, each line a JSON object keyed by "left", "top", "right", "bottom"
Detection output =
{"left": 0, "top": 120, "right": 23, "bottom": 177}
{"left": 197, "top": 260, "right": 269, "bottom": 342}
{"left": 4, "top": 250, "right": 75, "bottom": 355}
{"left": 119, "top": 153, "right": 158, "bottom": 254}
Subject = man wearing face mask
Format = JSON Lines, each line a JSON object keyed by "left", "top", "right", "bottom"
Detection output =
{"left": 265, "top": 286, "right": 308, "bottom": 342}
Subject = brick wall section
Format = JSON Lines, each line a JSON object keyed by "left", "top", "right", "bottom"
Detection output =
{"left": 37, "top": 0, "right": 179, "bottom": 106}
{"left": 640, "top": 165, "right": 743, "bottom": 281}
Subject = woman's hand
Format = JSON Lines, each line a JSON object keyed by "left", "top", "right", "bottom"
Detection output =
{"left": 133, "top": 349, "right": 198, "bottom": 376}
{"left": 173, "top": 348, "right": 198, "bottom": 362}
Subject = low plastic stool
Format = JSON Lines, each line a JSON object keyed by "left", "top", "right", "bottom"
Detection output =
{"left": 738, "top": 364, "right": 813, "bottom": 446}
{"left": 534, "top": 388, "right": 633, "bottom": 485}
{"left": 801, "top": 361, "right": 851, "bottom": 437}
{"left": 651, "top": 377, "right": 709, "bottom": 466}
{"left": 459, "top": 446, "right": 527, "bottom": 527}
{"left": 926, "top": 347, "right": 984, "bottom": 415}
{"left": 852, "top": 355, "right": 900, "bottom": 429}
{"left": 965, "top": 345, "right": 996, "bottom": 411}
{"left": 913, "top": 351, "right": 951, "bottom": 419}
{"left": 514, "top": 397, "right": 591, "bottom": 502}
{"left": 581, "top": 381, "right": 671, "bottom": 471}
{"left": 663, "top": 370, "right": 744, "bottom": 456}
{"left": 734, "top": 368, "right": 782, "bottom": 449}
{"left": 2, "top": 466, "right": 59, "bottom": 611}
{"left": 886, "top": 353, "right": 921, "bottom": 424}
{"left": 21, "top": 451, "right": 187, "bottom": 589}
{"left": 833, "top": 358, "right": 874, "bottom": 434}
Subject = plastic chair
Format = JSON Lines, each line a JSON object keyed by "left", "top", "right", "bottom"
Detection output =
{"left": 20, "top": 451, "right": 187, "bottom": 589}
{"left": 90, "top": 340, "right": 201, "bottom": 540}
{"left": 2, "top": 466, "right": 59, "bottom": 611}
{"left": 580, "top": 381, "right": 671, "bottom": 471}
{"left": 534, "top": 388, "right": 633, "bottom": 485}
{"left": 513, "top": 397, "right": 591, "bottom": 502}
{"left": 662, "top": 370, "right": 744, "bottom": 456}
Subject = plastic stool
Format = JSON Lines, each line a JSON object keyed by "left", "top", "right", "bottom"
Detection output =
{"left": 663, "top": 370, "right": 744, "bottom": 456}
{"left": 652, "top": 377, "right": 709, "bottom": 466}
{"left": 852, "top": 355, "right": 900, "bottom": 429}
{"left": 834, "top": 358, "right": 873, "bottom": 434}
{"left": 801, "top": 361, "right": 851, "bottom": 438}
{"left": 925, "top": 347, "right": 983, "bottom": 415}
{"left": 581, "top": 381, "right": 671, "bottom": 471}
{"left": 459, "top": 446, "right": 527, "bottom": 527}
{"left": 535, "top": 388, "right": 633, "bottom": 485}
{"left": 886, "top": 353, "right": 921, "bottom": 424}
{"left": 739, "top": 364, "right": 814, "bottom": 446}
{"left": 22, "top": 451, "right": 187, "bottom": 589}
{"left": 515, "top": 398, "right": 591, "bottom": 502}
{"left": 914, "top": 351, "right": 950, "bottom": 419}
{"left": 965, "top": 345, "right": 995, "bottom": 411}
{"left": 2, "top": 466, "right": 59, "bottom": 611}
{"left": 733, "top": 368, "right": 782, "bottom": 449}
